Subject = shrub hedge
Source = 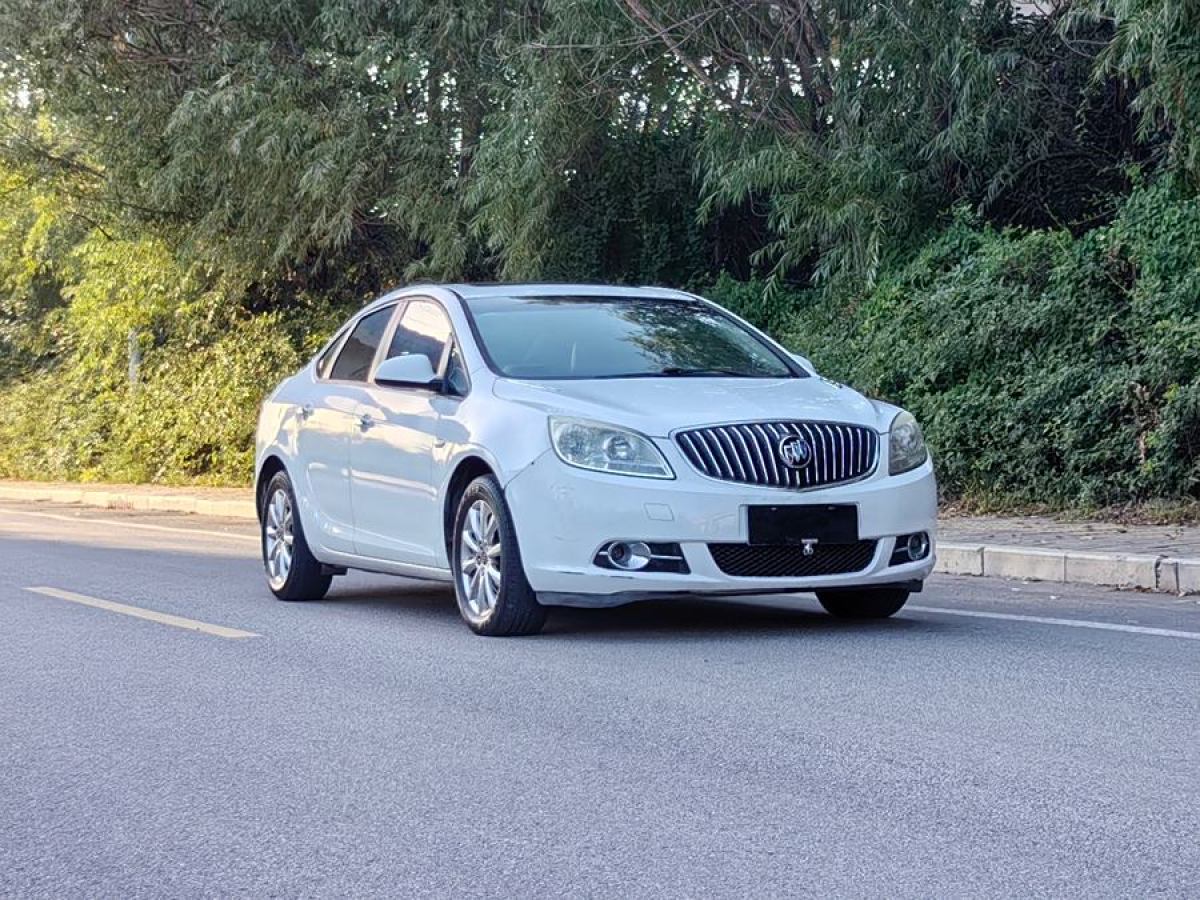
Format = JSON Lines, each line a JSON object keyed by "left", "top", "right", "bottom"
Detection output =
{"left": 712, "top": 181, "right": 1200, "bottom": 507}
{"left": 1, "top": 182, "right": 1196, "bottom": 510}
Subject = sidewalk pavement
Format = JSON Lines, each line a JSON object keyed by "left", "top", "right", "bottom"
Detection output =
{"left": 0, "top": 480, "right": 255, "bottom": 520}
{"left": 1, "top": 480, "right": 1196, "bottom": 595}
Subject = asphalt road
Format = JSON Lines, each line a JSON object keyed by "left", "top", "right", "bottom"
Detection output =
{"left": 1, "top": 502, "right": 1198, "bottom": 898}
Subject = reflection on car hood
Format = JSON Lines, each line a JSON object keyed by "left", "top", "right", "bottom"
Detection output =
{"left": 492, "top": 376, "right": 883, "bottom": 436}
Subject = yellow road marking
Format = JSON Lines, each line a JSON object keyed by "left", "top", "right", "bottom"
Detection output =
{"left": 26, "top": 586, "right": 260, "bottom": 639}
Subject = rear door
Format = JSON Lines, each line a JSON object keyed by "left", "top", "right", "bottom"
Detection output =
{"left": 296, "top": 304, "right": 396, "bottom": 554}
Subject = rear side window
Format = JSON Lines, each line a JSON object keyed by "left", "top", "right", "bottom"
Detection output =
{"left": 385, "top": 300, "right": 452, "bottom": 371}
{"left": 315, "top": 328, "right": 347, "bottom": 378}
{"left": 329, "top": 306, "right": 394, "bottom": 382}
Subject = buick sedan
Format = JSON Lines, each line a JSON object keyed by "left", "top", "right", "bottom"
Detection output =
{"left": 255, "top": 284, "right": 936, "bottom": 635}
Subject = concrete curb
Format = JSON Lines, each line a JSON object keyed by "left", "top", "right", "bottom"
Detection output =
{"left": 937, "top": 542, "right": 1195, "bottom": 595}
{"left": 2, "top": 482, "right": 1195, "bottom": 595}
{"left": 0, "top": 483, "right": 257, "bottom": 521}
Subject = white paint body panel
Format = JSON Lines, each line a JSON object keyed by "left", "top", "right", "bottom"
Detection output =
{"left": 255, "top": 284, "right": 938, "bottom": 607}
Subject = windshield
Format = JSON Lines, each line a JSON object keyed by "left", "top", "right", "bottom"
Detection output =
{"left": 463, "top": 296, "right": 799, "bottom": 380}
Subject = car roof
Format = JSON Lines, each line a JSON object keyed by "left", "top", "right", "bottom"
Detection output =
{"left": 446, "top": 283, "right": 697, "bottom": 301}
{"left": 358, "top": 283, "right": 700, "bottom": 316}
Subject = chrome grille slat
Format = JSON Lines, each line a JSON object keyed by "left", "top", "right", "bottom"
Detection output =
{"left": 813, "top": 423, "right": 830, "bottom": 484}
{"left": 716, "top": 427, "right": 750, "bottom": 482}
{"left": 681, "top": 434, "right": 715, "bottom": 475}
{"left": 836, "top": 425, "right": 849, "bottom": 482}
{"left": 749, "top": 424, "right": 781, "bottom": 485}
{"left": 835, "top": 424, "right": 844, "bottom": 482}
{"left": 675, "top": 420, "right": 878, "bottom": 491}
{"left": 701, "top": 430, "right": 735, "bottom": 479}
{"left": 799, "top": 422, "right": 821, "bottom": 486}
{"left": 728, "top": 427, "right": 762, "bottom": 483}
{"left": 827, "top": 425, "right": 838, "bottom": 483}
{"left": 772, "top": 423, "right": 798, "bottom": 488}
{"left": 781, "top": 423, "right": 804, "bottom": 489}
{"left": 801, "top": 422, "right": 817, "bottom": 484}
{"left": 740, "top": 426, "right": 768, "bottom": 483}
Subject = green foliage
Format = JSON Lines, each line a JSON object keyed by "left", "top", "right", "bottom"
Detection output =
{"left": 0, "top": 209, "right": 343, "bottom": 484}
{"left": 0, "top": 0, "right": 1178, "bottom": 290}
{"left": 0, "top": 163, "right": 80, "bottom": 379}
{"left": 1073, "top": 0, "right": 1200, "bottom": 180}
{"left": 0, "top": 314, "right": 304, "bottom": 483}
{"left": 102, "top": 315, "right": 305, "bottom": 483}
{"left": 0, "top": 0, "right": 1197, "bottom": 506}
{"left": 708, "top": 183, "right": 1200, "bottom": 507}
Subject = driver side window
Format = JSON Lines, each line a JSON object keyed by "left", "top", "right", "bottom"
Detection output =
{"left": 385, "top": 300, "right": 452, "bottom": 372}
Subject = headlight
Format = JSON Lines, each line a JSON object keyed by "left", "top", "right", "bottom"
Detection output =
{"left": 548, "top": 417, "right": 674, "bottom": 479}
{"left": 888, "top": 411, "right": 928, "bottom": 475}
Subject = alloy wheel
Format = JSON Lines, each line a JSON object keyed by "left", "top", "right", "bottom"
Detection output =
{"left": 459, "top": 499, "right": 502, "bottom": 620}
{"left": 264, "top": 487, "right": 294, "bottom": 589}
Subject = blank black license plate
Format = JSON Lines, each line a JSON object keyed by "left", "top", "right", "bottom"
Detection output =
{"left": 747, "top": 505, "right": 859, "bottom": 545}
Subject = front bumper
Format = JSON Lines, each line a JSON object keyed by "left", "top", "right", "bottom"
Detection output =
{"left": 504, "top": 447, "right": 938, "bottom": 608}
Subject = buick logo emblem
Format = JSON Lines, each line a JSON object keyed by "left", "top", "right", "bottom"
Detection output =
{"left": 778, "top": 434, "right": 813, "bottom": 469}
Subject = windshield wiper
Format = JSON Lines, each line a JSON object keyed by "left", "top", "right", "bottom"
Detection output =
{"left": 657, "top": 366, "right": 760, "bottom": 378}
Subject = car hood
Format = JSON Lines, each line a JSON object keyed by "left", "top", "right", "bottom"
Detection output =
{"left": 492, "top": 375, "right": 885, "bottom": 436}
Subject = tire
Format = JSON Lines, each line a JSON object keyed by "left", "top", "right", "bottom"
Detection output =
{"left": 451, "top": 475, "right": 546, "bottom": 636}
{"left": 817, "top": 588, "right": 909, "bottom": 620}
{"left": 261, "top": 470, "right": 332, "bottom": 602}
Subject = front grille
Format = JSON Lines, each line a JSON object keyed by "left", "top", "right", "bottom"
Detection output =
{"left": 675, "top": 421, "right": 878, "bottom": 490}
{"left": 709, "top": 541, "right": 878, "bottom": 578}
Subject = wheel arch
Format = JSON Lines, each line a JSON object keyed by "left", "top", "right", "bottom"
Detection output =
{"left": 443, "top": 455, "right": 496, "bottom": 558}
{"left": 255, "top": 454, "right": 288, "bottom": 522}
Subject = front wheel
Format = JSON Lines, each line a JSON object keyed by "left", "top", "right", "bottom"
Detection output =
{"left": 452, "top": 475, "right": 546, "bottom": 636}
{"left": 261, "top": 470, "right": 332, "bottom": 602}
{"left": 817, "top": 588, "right": 909, "bottom": 620}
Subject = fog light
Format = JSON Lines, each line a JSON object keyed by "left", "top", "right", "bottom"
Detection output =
{"left": 906, "top": 532, "right": 930, "bottom": 561}
{"left": 889, "top": 532, "right": 930, "bottom": 566}
{"left": 608, "top": 541, "right": 652, "bottom": 571}
{"left": 594, "top": 541, "right": 690, "bottom": 574}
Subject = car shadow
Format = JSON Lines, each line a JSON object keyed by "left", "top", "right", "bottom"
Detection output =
{"left": 543, "top": 598, "right": 933, "bottom": 639}
{"left": 320, "top": 578, "right": 935, "bottom": 640}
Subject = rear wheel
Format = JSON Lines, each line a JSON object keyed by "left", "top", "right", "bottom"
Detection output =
{"left": 261, "top": 470, "right": 332, "bottom": 602}
{"left": 817, "top": 588, "right": 909, "bottom": 620}
{"left": 452, "top": 475, "right": 546, "bottom": 636}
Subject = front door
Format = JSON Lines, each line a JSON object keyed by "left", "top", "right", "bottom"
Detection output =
{"left": 350, "top": 298, "right": 455, "bottom": 566}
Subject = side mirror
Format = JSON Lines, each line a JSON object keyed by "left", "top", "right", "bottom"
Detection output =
{"left": 374, "top": 354, "right": 440, "bottom": 389}
{"left": 790, "top": 352, "right": 815, "bottom": 374}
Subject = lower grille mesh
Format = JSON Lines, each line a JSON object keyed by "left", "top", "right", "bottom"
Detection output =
{"left": 708, "top": 541, "right": 878, "bottom": 578}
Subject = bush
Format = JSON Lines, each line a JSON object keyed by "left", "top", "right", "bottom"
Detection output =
{"left": 709, "top": 182, "right": 1200, "bottom": 507}
{"left": 0, "top": 224, "right": 346, "bottom": 486}
{"left": 0, "top": 314, "right": 306, "bottom": 484}
{"left": 2, "top": 176, "right": 1197, "bottom": 508}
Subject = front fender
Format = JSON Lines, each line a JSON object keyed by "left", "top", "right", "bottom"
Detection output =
{"left": 435, "top": 393, "right": 551, "bottom": 491}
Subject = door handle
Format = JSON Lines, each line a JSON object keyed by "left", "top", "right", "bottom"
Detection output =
{"left": 298, "top": 404, "right": 314, "bottom": 421}
{"left": 358, "top": 413, "right": 375, "bottom": 431}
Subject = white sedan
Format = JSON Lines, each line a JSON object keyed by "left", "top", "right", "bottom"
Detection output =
{"left": 255, "top": 284, "right": 937, "bottom": 635}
